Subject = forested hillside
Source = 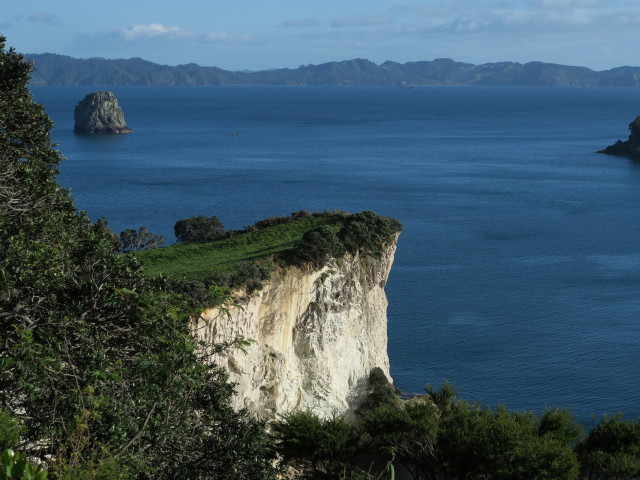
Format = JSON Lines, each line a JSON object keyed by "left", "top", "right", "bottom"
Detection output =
{"left": 26, "top": 53, "right": 640, "bottom": 87}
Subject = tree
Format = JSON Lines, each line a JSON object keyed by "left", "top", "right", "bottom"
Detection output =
{"left": 356, "top": 367, "right": 401, "bottom": 415}
{"left": 0, "top": 36, "right": 277, "bottom": 479}
{"left": 271, "top": 411, "right": 358, "bottom": 479}
{"left": 295, "top": 225, "right": 345, "bottom": 267}
{"left": 429, "top": 395, "right": 580, "bottom": 480}
{"left": 174, "top": 215, "right": 224, "bottom": 243}
{"left": 576, "top": 415, "right": 640, "bottom": 480}
{"left": 119, "top": 226, "right": 164, "bottom": 252}
{"left": 338, "top": 211, "right": 402, "bottom": 259}
{"left": 359, "top": 400, "right": 438, "bottom": 480}
{"left": 359, "top": 383, "right": 580, "bottom": 480}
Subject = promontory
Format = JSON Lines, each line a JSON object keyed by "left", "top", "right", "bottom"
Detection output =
{"left": 598, "top": 116, "right": 640, "bottom": 160}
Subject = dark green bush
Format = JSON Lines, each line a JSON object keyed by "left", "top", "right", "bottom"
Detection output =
{"left": 356, "top": 367, "right": 401, "bottom": 414}
{"left": 271, "top": 411, "right": 358, "bottom": 479}
{"left": 174, "top": 215, "right": 224, "bottom": 243}
{"left": 576, "top": 415, "right": 640, "bottom": 480}
{"left": 246, "top": 215, "right": 293, "bottom": 232}
{"left": 228, "top": 260, "right": 274, "bottom": 293}
{"left": 244, "top": 210, "right": 347, "bottom": 233}
{"left": 0, "top": 410, "right": 23, "bottom": 453}
{"left": 295, "top": 225, "right": 345, "bottom": 268}
{"left": 338, "top": 211, "right": 402, "bottom": 259}
{"left": 288, "top": 211, "right": 401, "bottom": 269}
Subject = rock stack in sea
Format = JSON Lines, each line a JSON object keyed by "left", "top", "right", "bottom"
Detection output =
{"left": 598, "top": 116, "right": 640, "bottom": 160}
{"left": 73, "top": 91, "right": 132, "bottom": 134}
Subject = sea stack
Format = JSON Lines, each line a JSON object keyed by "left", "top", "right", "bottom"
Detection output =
{"left": 73, "top": 91, "right": 132, "bottom": 134}
{"left": 598, "top": 116, "right": 640, "bottom": 160}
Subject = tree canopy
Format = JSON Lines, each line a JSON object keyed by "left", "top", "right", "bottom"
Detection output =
{"left": 119, "top": 226, "right": 164, "bottom": 252}
{"left": 272, "top": 374, "right": 640, "bottom": 480}
{"left": 174, "top": 215, "right": 224, "bottom": 243}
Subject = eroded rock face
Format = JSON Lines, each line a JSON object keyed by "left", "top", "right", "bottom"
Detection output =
{"left": 194, "top": 238, "right": 398, "bottom": 420}
{"left": 73, "top": 91, "right": 132, "bottom": 134}
{"left": 598, "top": 116, "right": 640, "bottom": 160}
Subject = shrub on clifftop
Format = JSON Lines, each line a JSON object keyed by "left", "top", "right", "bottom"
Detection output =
{"left": 174, "top": 215, "right": 225, "bottom": 243}
{"left": 140, "top": 210, "right": 402, "bottom": 289}
{"left": 338, "top": 210, "right": 402, "bottom": 259}
{"left": 295, "top": 225, "right": 345, "bottom": 268}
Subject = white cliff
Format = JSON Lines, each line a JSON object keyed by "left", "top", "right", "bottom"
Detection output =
{"left": 194, "top": 238, "right": 397, "bottom": 420}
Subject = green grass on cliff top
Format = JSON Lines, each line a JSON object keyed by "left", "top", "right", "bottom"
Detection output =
{"left": 137, "top": 215, "right": 342, "bottom": 283}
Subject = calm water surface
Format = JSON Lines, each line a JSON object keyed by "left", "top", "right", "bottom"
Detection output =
{"left": 31, "top": 85, "right": 640, "bottom": 423}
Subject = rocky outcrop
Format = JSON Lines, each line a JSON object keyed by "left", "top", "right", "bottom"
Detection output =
{"left": 598, "top": 116, "right": 640, "bottom": 160}
{"left": 193, "top": 238, "right": 398, "bottom": 420}
{"left": 73, "top": 91, "right": 132, "bottom": 134}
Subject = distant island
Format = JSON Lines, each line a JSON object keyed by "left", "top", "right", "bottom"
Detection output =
{"left": 25, "top": 53, "right": 640, "bottom": 87}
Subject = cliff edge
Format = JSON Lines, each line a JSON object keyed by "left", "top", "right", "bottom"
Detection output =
{"left": 194, "top": 238, "right": 397, "bottom": 420}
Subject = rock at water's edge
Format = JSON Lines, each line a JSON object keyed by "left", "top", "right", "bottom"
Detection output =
{"left": 74, "top": 91, "right": 132, "bottom": 134}
{"left": 598, "top": 116, "right": 640, "bottom": 160}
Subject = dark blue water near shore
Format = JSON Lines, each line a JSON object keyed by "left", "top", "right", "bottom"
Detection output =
{"left": 31, "top": 85, "right": 640, "bottom": 423}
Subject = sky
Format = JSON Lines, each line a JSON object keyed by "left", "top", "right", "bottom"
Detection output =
{"left": 2, "top": 0, "right": 640, "bottom": 72}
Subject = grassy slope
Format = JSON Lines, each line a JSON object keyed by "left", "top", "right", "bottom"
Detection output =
{"left": 138, "top": 215, "right": 342, "bottom": 283}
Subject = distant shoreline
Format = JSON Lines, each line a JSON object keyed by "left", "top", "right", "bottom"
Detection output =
{"left": 25, "top": 53, "right": 640, "bottom": 87}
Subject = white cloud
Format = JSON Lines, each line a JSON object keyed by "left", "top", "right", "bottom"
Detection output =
{"left": 118, "top": 24, "right": 190, "bottom": 40}
{"left": 108, "top": 23, "right": 254, "bottom": 44}
{"left": 28, "top": 12, "right": 59, "bottom": 26}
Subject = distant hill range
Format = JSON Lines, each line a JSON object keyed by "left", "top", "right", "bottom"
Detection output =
{"left": 25, "top": 53, "right": 640, "bottom": 87}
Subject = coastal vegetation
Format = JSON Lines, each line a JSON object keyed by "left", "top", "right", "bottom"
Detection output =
{"left": 174, "top": 215, "right": 225, "bottom": 244}
{"left": 0, "top": 36, "right": 278, "bottom": 479}
{"left": 138, "top": 210, "right": 401, "bottom": 291}
{"left": 273, "top": 375, "right": 640, "bottom": 480}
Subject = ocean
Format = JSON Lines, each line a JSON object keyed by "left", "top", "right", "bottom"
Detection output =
{"left": 31, "top": 84, "right": 640, "bottom": 424}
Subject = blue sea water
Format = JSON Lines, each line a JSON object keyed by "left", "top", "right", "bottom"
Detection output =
{"left": 31, "top": 85, "right": 640, "bottom": 424}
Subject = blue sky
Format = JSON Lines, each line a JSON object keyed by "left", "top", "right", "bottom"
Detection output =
{"left": 3, "top": 0, "right": 640, "bottom": 71}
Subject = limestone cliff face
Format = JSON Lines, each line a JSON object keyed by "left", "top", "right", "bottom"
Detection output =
{"left": 73, "top": 91, "right": 132, "bottom": 134}
{"left": 194, "top": 238, "right": 397, "bottom": 419}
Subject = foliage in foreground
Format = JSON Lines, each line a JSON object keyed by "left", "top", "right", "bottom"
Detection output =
{"left": 0, "top": 35, "right": 277, "bottom": 479}
{"left": 0, "top": 449, "right": 48, "bottom": 480}
{"left": 273, "top": 374, "right": 640, "bottom": 480}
